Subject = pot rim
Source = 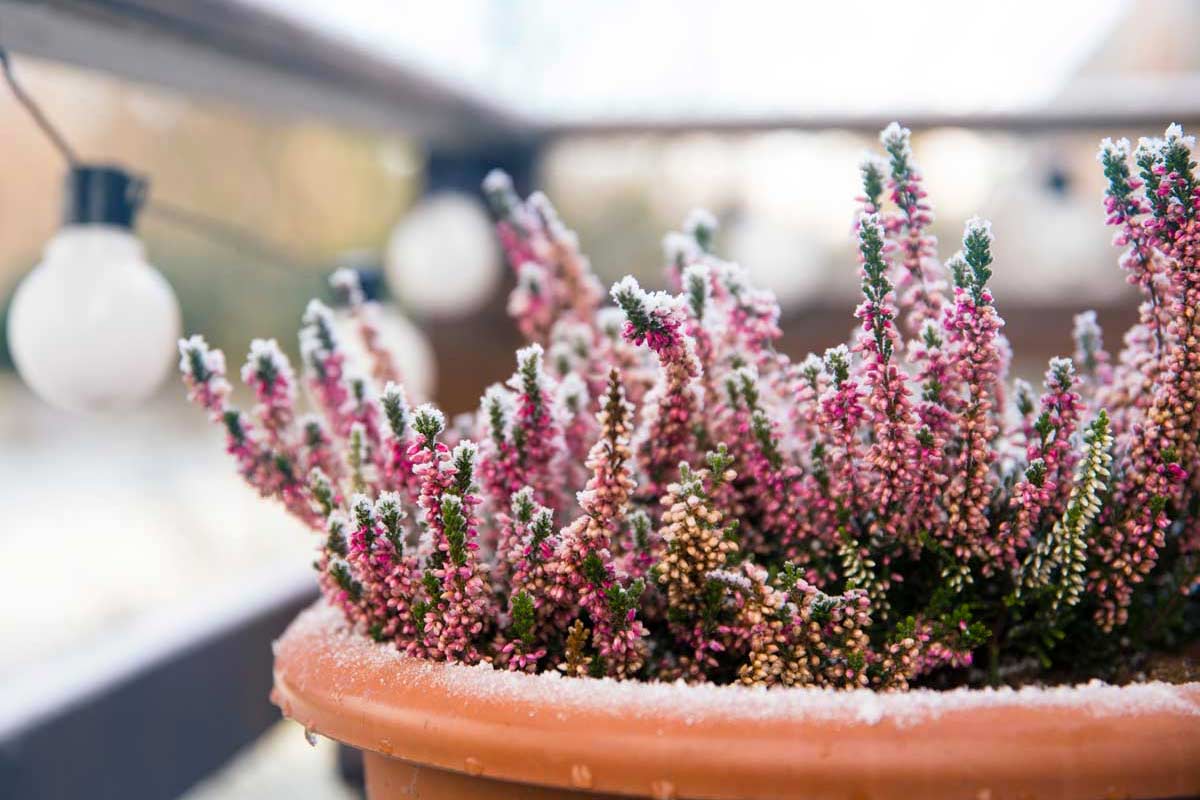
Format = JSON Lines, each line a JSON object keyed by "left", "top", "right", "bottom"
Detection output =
{"left": 273, "top": 601, "right": 1200, "bottom": 799}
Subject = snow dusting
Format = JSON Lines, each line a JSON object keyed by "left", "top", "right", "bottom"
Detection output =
{"left": 280, "top": 602, "right": 1200, "bottom": 728}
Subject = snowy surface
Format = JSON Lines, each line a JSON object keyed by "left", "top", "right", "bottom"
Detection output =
{"left": 285, "top": 601, "right": 1200, "bottom": 728}
{"left": 0, "top": 376, "right": 315, "bottom": 678}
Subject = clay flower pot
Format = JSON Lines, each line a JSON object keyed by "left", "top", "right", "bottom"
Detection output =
{"left": 273, "top": 603, "right": 1200, "bottom": 800}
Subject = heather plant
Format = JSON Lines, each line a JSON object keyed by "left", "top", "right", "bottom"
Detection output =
{"left": 182, "top": 123, "right": 1200, "bottom": 689}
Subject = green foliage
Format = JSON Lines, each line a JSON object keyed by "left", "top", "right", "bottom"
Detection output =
{"left": 606, "top": 579, "right": 646, "bottom": 631}
{"left": 1033, "top": 412, "right": 1054, "bottom": 444}
{"left": 185, "top": 345, "right": 212, "bottom": 383}
{"left": 512, "top": 487, "right": 535, "bottom": 524}
{"left": 510, "top": 590, "right": 535, "bottom": 641}
{"left": 309, "top": 468, "right": 336, "bottom": 518}
{"left": 690, "top": 217, "right": 716, "bottom": 254}
{"left": 924, "top": 583, "right": 990, "bottom": 652}
{"left": 800, "top": 355, "right": 822, "bottom": 391}
{"left": 859, "top": 156, "right": 885, "bottom": 210}
{"left": 528, "top": 508, "right": 554, "bottom": 560}
{"left": 628, "top": 510, "right": 651, "bottom": 551}
{"left": 325, "top": 515, "right": 348, "bottom": 558}
{"left": 484, "top": 389, "right": 510, "bottom": 448}
{"left": 915, "top": 426, "right": 935, "bottom": 449}
{"left": 413, "top": 565, "right": 442, "bottom": 632}
{"left": 412, "top": 406, "right": 445, "bottom": 447}
{"left": 377, "top": 495, "right": 404, "bottom": 552}
{"left": 962, "top": 221, "right": 994, "bottom": 305}
{"left": 1161, "top": 130, "right": 1197, "bottom": 211}
{"left": 329, "top": 560, "right": 361, "bottom": 603}
{"left": 347, "top": 424, "right": 367, "bottom": 493}
{"left": 685, "top": 266, "right": 710, "bottom": 321}
{"left": 1136, "top": 141, "right": 1170, "bottom": 219}
{"left": 857, "top": 215, "right": 894, "bottom": 361}
{"left": 611, "top": 278, "right": 668, "bottom": 338}
{"left": 381, "top": 385, "right": 409, "bottom": 439}
{"left": 751, "top": 410, "right": 783, "bottom": 471}
{"left": 352, "top": 495, "right": 374, "bottom": 531}
{"left": 822, "top": 346, "right": 851, "bottom": 387}
{"left": 440, "top": 495, "right": 470, "bottom": 567}
{"left": 452, "top": 442, "right": 477, "bottom": 496}
{"left": 699, "top": 578, "right": 727, "bottom": 629}
{"left": 222, "top": 410, "right": 247, "bottom": 445}
{"left": 1025, "top": 458, "right": 1047, "bottom": 489}
{"left": 705, "top": 443, "right": 735, "bottom": 482}
{"left": 516, "top": 346, "right": 545, "bottom": 411}
{"left": 881, "top": 126, "right": 915, "bottom": 209}
{"left": 1014, "top": 379, "right": 1035, "bottom": 419}
{"left": 1099, "top": 141, "right": 1135, "bottom": 206}
{"left": 582, "top": 552, "right": 608, "bottom": 586}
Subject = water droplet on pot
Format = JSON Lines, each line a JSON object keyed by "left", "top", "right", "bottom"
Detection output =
{"left": 379, "top": 737, "right": 394, "bottom": 756}
{"left": 465, "top": 757, "right": 483, "bottom": 776}
{"left": 651, "top": 779, "right": 676, "bottom": 799}
{"left": 975, "top": 791, "right": 992, "bottom": 800}
{"left": 570, "top": 764, "right": 593, "bottom": 788}
{"left": 304, "top": 727, "right": 317, "bottom": 747}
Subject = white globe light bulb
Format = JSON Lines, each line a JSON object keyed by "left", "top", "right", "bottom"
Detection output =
{"left": 385, "top": 191, "right": 501, "bottom": 318}
{"left": 8, "top": 225, "right": 181, "bottom": 412}
{"left": 333, "top": 304, "right": 437, "bottom": 402}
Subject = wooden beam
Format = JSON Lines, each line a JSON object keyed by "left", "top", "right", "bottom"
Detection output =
{"left": 541, "top": 108, "right": 1200, "bottom": 138}
{"left": 0, "top": 0, "right": 532, "bottom": 145}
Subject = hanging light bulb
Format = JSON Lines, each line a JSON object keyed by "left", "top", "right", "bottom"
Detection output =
{"left": 384, "top": 191, "right": 500, "bottom": 318}
{"left": 330, "top": 259, "right": 437, "bottom": 401}
{"left": 334, "top": 303, "right": 436, "bottom": 401}
{"left": 7, "top": 166, "right": 181, "bottom": 412}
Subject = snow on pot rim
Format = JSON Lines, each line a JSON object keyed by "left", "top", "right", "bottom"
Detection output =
{"left": 272, "top": 601, "right": 1200, "bottom": 800}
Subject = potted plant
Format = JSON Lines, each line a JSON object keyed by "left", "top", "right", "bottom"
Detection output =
{"left": 183, "top": 123, "right": 1200, "bottom": 799}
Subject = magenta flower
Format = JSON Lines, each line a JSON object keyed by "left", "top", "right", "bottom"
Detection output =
{"left": 180, "top": 122, "right": 1200, "bottom": 689}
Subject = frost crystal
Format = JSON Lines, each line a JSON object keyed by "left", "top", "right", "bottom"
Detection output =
{"left": 183, "top": 121, "right": 1200, "bottom": 691}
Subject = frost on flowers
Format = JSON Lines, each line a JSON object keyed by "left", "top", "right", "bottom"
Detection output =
{"left": 183, "top": 124, "right": 1200, "bottom": 688}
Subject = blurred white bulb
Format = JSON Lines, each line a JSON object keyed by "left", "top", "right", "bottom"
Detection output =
{"left": 8, "top": 225, "right": 180, "bottom": 412}
{"left": 726, "top": 216, "right": 825, "bottom": 309}
{"left": 385, "top": 191, "right": 500, "bottom": 317}
{"left": 332, "top": 304, "right": 437, "bottom": 402}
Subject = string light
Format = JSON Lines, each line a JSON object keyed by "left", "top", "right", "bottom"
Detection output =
{"left": 2, "top": 46, "right": 183, "bottom": 411}
{"left": 385, "top": 191, "right": 500, "bottom": 317}
{"left": 1, "top": 44, "right": 492, "bottom": 410}
{"left": 0, "top": 46, "right": 326, "bottom": 410}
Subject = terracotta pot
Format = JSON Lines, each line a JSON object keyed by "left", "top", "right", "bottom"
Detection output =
{"left": 272, "top": 603, "right": 1200, "bottom": 800}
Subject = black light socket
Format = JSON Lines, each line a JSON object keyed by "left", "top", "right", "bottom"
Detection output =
{"left": 333, "top": 250, "right": 389, "bottom": 303}
{"left": 62, "top": 165, "right": 146, "bottom": 229}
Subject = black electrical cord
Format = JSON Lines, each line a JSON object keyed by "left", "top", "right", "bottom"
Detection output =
{"left": 0, "top": 46, "right": 80, "bottom": 166}
{"left": 142, "top": 199, "right": 309, "bottom": 274}
{"left": 0, "top": 43, "right": 312, "bottom": 274}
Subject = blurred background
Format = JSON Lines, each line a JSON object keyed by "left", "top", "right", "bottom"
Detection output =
{"left": 1, "top": 0, "right": 1199, "bottom": 797}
